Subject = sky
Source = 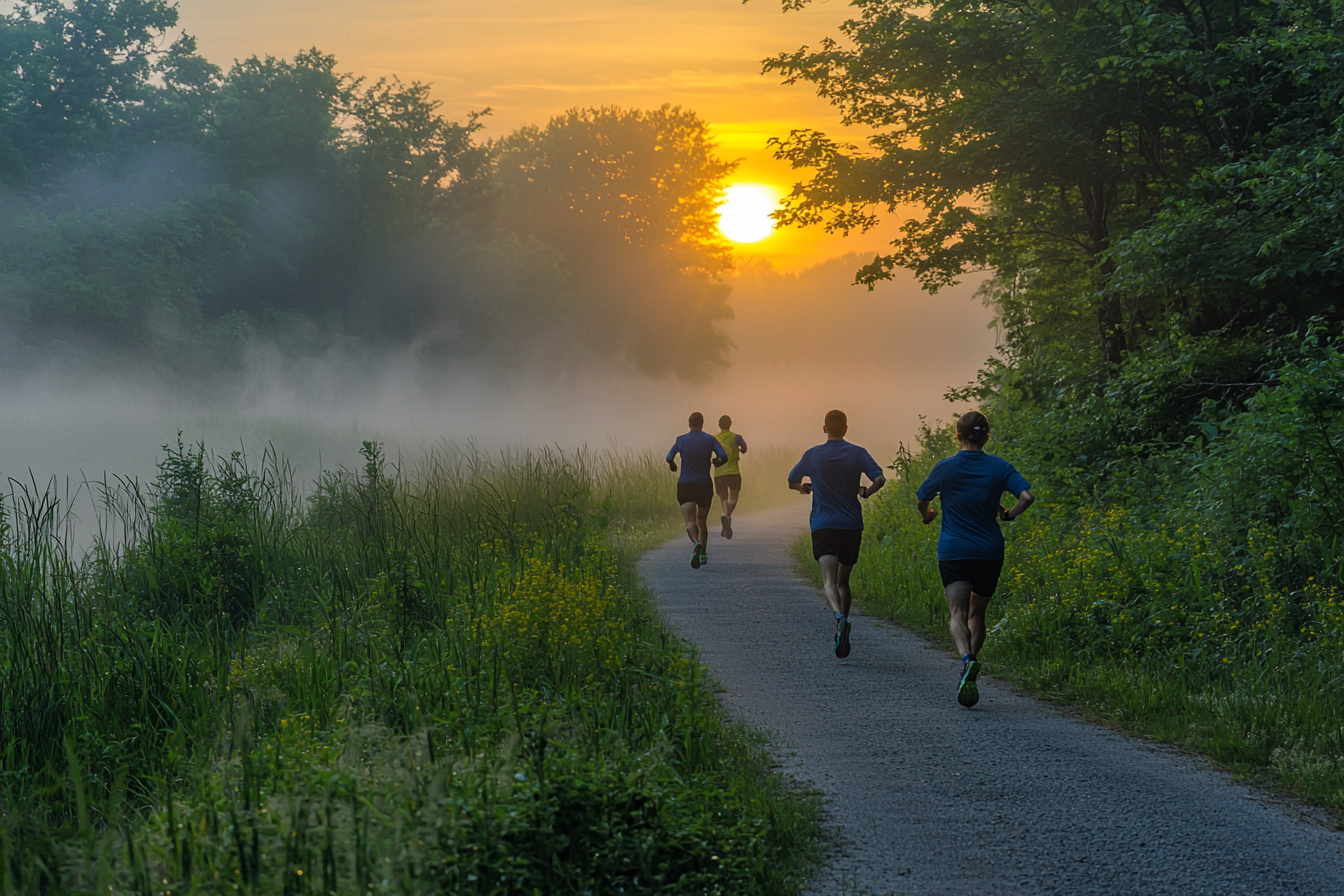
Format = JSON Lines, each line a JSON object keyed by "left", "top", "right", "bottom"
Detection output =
{"left": 173, "top": 0, "right": 907, "bottom": 268}
{"left": 0, "top": 0, "right": 1001, "bottom": 488}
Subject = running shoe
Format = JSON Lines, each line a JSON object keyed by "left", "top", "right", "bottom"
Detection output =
{"left": 691, "top": 543, "right": 702, "bottom": 569}
{"left": 699, "top": 546, "right": 709, "bottom": 567}
{"left": 834, "top": 618, "right": 852, "bottom": 659}
{"left": 722, "top": 514, "right": 733, "bottom": 539}
{"left": 957, "top": 659, "right": 982, "bottom": 708}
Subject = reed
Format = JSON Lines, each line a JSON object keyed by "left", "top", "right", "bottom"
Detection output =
{"left": 0, "top": 438, "right": 819, "bottom": 894}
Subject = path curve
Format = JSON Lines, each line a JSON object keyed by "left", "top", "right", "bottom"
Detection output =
{"left": 639, "top": 503, "right": 1344, "bottom": 895}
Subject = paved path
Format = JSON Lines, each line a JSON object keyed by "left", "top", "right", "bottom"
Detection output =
{"left": 639, "top": 503, "right": 1344, "bottom": 895}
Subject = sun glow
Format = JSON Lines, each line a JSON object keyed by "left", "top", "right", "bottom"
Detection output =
{"left": 717, "top": 184, "right": 779, "bottom": 243}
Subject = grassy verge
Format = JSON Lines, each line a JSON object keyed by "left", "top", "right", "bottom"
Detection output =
{"left": 788, "top": 443, "right": 1344, "bottom": 818}
{"left": 0, "top": 439, "right": 821, "bottom": 893}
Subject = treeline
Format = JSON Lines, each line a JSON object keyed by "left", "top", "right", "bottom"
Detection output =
{"left": 0, "top": 0, "right": 734, "bottom": 383}
{"left": 778, "top": 0, "right": 1344, "bottom": 799}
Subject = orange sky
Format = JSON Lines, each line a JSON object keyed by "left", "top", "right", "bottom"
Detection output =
{"left": 173, "top": 0, "right": 905, "bottom": 268}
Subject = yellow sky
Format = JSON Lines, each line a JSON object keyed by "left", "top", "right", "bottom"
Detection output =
{"left": 173, "top": 0, "right": 905, "bottom": 269}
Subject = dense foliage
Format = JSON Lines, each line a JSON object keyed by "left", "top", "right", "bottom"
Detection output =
{"left": 773, "top": 0, "right": 1344, "bottom": 806}
{"left": 768, "top": 0, "right": 1343, "bottom": 367}
{"left": 0, "top": 441, "right": 818, "bottom": 893}
{"left": 0, "top": 0, "right": 737, "bottom": 382}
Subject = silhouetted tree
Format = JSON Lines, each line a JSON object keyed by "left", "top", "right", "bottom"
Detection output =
{"left": 498, "top": 105, "right": 736, "bottom": 380}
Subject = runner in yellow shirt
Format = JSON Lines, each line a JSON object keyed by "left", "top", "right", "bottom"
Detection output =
{"left": 713, "top": 415, "right": 748, "bottom": 539}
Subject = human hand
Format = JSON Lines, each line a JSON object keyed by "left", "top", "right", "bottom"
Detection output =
{"left": 798, "top": 482, "right": 812, "bottom": 495}
{"left": 999, "top": 504, "right": 1012, "bottom": 521}
{"left": 921, "top": 507, "right": 937, "bottom": 525}
{"left": 668, "top": 461, "right": 677, "bottom": 473}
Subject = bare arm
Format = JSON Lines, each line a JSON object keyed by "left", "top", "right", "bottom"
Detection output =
{"left": 859, "top": 474, "right": 886, "bottom": 499}
{"left": 790, "top": 480, "right": 812, "bottom": 495}
{"left": 1000, "top": 489, "right": 1035, "bottom": 521}
{"left": 916, "top": 498, "right": 937, "bottom": 524}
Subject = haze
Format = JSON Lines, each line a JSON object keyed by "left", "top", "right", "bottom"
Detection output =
{"left": 0, "top": 0, "right": 996, "bottom": 490}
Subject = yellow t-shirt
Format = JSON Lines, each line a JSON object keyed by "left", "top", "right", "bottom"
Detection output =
{"left": 715, "top": 431, "right": 743, "bottom": 477}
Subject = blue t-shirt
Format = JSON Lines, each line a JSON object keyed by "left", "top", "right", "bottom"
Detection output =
{"left": 788, "top": 439, "right": 884, "bottom": 531}
{"left": 916, "top": 450, "right": 1032, "bottom": 561}
{"left": 667, "top": 431, "right": 728, "bottom": 484}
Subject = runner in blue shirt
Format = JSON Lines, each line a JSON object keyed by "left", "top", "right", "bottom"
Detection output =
{"left": 667, "top": 411, "right": 729, "bottom": 569}
{"left": 788, "top": 409, "right": 886, "bottom": 658}
{"left": 916, "top": 411, "right": 1034, "bottom": 707}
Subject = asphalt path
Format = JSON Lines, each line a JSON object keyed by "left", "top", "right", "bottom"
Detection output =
{"left": 639, "top": 502, "right": 1344, "bottom": 895}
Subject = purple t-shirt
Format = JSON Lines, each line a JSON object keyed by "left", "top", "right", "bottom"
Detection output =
{"left": 667, "top": 430, "right": 728, "bottom": 484}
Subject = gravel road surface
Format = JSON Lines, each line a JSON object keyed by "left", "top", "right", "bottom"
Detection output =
{"left": 639, "top": 503, "right": 1344, "bottom": 895}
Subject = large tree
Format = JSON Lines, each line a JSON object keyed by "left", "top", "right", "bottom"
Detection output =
{"left": 496, "top": 105, "right": 736, "bottom": 380}
{"left": 0, "top": 0, "right": 186, "bottom": 186}
{"left": 764, "top": 0, "right": 1335, "bottom": 367}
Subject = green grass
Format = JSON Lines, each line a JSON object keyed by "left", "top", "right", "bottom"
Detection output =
{"left": 0, "top": 438, "right": 821, "bottom": 894}
{"left": 788, "top": 444, "right": 1344, "bottom": 818}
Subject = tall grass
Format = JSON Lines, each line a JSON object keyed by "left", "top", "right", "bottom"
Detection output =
{"left": 800, "top": 425, "right": 1344, "bottom": 814}
{"left": 0, "top": 438, "right": 820, "bottom": 894}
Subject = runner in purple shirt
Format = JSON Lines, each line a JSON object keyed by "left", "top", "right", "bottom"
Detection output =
{"left": 667, "top": 411, "right": 728, "bottom": 569}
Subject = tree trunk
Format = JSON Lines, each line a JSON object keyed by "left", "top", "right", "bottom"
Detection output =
{"left": 1096, "top": 289, "right": 1126, "bottom": 368}
{"left": 1082, "top": 177, "right": 1124, "bottom": 368}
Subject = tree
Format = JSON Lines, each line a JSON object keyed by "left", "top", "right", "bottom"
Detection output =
{"left": 343, "top": 78, "right": 493, "bottom": 248}
{"left": 0, "top": 0, "right": 182, "bottom": 186}
{"left": 763, "top": 0, "right": 1333, "bottom": 368}
{"left": 496, "top": 105, "right": 736, "bottom": 379}
{"left": 209, "top": 49, "right": 349, "bottom": 187}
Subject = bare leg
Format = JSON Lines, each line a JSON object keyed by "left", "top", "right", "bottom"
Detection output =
{"left": 945, "top": 580, "right": 974, "bottom": 657}
{"left": 818, "top": 555, "right": 854, "bottom": 618}
{"left": 695, "top": 504, "right": 711, "bottom": 546}
{"left": 968, "top": 591, "right": 993, "bottom": 655}
{"left": 723, "top": 487, "right": 740, "bottom": 518}
{"left": 715, "top": 482, "right": 733, "bottom": 537}
{"left": 681, "top": 502, "right": 699, "bottom": 543}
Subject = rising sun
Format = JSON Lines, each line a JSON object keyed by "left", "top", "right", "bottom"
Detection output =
{"left": 717, "top": 184, "right": 778, "bottom": 243}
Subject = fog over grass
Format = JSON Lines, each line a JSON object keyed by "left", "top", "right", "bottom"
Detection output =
{"left": 0, "top": 254, "right": 994, "bottom": 488}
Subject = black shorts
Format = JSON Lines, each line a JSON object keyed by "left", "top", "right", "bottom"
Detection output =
{"left": 938, "top": 559, "right": 1005, "bottom": 597}
{"left": 714, "top": 474, "right": 741, "bottom": 496}
{"left": 812, "top": 528, "right": 863, "bottom": 566}
{"left": 677, "top": 482, "right": 714, "bottom": 510}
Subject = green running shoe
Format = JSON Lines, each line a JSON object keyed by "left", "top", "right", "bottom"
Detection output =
{"left": 691, "top": 543, "right": 703, "bottom": 569}
{"left": 699, "top": 546, "right": 708, "bottom": 567}
{"left": 834, "top": 618, "right": 852, "bottom": 659}
{"left": 957, "top": 660, "right": 982, "bottom": 708}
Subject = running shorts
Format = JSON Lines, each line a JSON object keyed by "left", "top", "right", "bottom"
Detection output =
{"left": 811, "top": 528, "right": 863, "bottom": 566}
{"left": 938, "top": 559, "right": 1005, "bottom": 597}
{"left": 677, "top": 482, "right": 714, "bottom": 509}
{"left": 714, "top": 474, "right": 742, "bottom": 496}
